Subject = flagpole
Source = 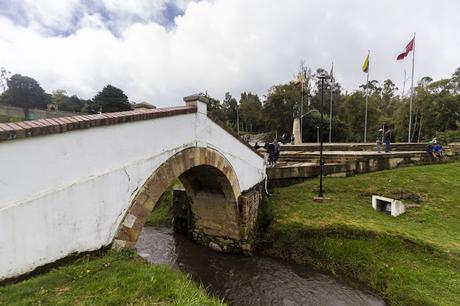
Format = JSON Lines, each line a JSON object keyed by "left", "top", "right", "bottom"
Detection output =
{"left": 408, "top": 32, "right": 416, "bottom": 143}
{"left": 329, "top": 63, "right": 333, "bottom": 143}
{"left": 364, "top": 50, "right": 369, "bottom": 143}
{"left": 300, "top": 79, "right": 304, "bottom": 143}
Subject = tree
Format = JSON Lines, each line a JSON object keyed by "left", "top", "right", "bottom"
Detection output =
{"left": 239, "top": 92, "right": 263, "bottom": 133}
{"left": 263, "top": 83, "right": 301, "bottom": 137}
{"left": 450, "top": 67, "right": 460, "bottom": 94}
{"left": 67, "top": 95, "right": 87, "bottom": 112}
{"left": 419, "top": 76, "right": 433, "bottom": 88}
{"left": 427, "top": 79, "right": 451, "bottom": 95}
{"left": 2, "top": 74, "right": 49, "bottom": 119}
{"left": 222, "top": 92, "right": 238, "bottom": 130}
{"left": 382, "top": 80, "right": 398, "bottom": 105}
{"left": 310, "top": 67, "right": 342, "bottom": 111}
{"left": 359, "top": 79, "right": 382, "bottom": 97}
{"left": 206, "top": 95, "right": 225, "bottom": 122}
{"left": 50, "top": 89, "right": 67, "bottom": 110}
{"left": 0, "top": 67, "right": 11, "bottom": 93}
{"left": 51, "top": 89, "right": 86, "bottom": 112}
{"left": 92, "top": 85, "right": 132, "bottom": 113}
{"left": 334, "top": 91, "right": 381, "bottom": 142}
{"left": 50, "top": 90, "right": 86, "bottom": 112}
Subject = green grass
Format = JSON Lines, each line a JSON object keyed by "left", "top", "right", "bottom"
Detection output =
{"left": 263, "top": 162, "right": 460, "bottom": 306}
{"left": 145, "top": 179, "right": 182, "bottom": 227}
{"left": 0, "top": 114, "right": 23, "bottom": 123}
{"left": 4, "top": 164, "right": 459, "bottom": 305}
{"left": 0, "top": 250, "right": 223, "bottom": 306}
{"left": 0, "top": 178, "right": 220, "bottom": 306}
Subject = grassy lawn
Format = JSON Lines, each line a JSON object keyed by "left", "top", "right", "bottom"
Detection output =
{"left": 0, "top": 178, "right": 220, "bottom": 306}
{"left": 3, "top": 164, "right": 459, "bottom": 305}
{"left": 263, "top": 161, "right": 460, "bottom": 306}
{"left": 0, "top": 250, "right": 223, "bottom": 306}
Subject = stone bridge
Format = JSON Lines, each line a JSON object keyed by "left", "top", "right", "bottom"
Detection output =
{"left": 0, "top": 96, "right": 266, "bottom": 281}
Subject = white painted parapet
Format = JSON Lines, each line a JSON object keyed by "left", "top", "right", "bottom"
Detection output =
{"left": 0, "top": 96, "right": 265, "bottom": 280}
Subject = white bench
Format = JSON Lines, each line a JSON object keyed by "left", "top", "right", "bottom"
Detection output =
{"left": 372, "top": 195, "right": 406, "bottom": 217}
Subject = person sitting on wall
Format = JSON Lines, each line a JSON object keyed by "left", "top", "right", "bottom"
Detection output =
{"left": 426, "top": 138, "right": 435, "bottom": 156}
{"left": 427, "top": 137, "right": 443, "bottom": 159}
{"left": 433, "top": 142, "right": 443, "bottom": 159}
{"left": 254, "top": 142, "right": 260, "bottom": 150}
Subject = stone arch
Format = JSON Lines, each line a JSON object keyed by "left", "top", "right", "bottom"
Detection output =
{"left": 112, "top": 147, "right": 241, "bottom": 249}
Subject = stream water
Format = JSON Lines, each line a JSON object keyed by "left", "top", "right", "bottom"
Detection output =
{"left": 136, "top": 226, "right": 385, "bottom": 306}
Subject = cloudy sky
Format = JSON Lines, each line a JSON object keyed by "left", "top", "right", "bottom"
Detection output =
{"left": 0, "top": 0, "right": 459, "bottom": 106}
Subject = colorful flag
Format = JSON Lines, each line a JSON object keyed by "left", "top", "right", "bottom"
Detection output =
{"left": 362, "top": 54, "right": 369, "bottom": 73}
{"left": 294, "top": 78, "right": 302, "bottom": 88}
{"left": 294, "top": 70, "right": 306, "bottom": 88}
{"left": 397, "top": 37, "right": 415, "bottom": 60}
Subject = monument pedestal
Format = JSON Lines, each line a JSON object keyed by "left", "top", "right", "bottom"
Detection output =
{"left": 292, "top": 118, "right": 301, "bottom": 145}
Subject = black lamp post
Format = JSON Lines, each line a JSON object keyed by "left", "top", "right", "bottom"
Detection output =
{"left": 317, "top": 74, "right": 329, "bottom": 199}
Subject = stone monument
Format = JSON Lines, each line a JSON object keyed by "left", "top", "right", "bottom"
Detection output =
{"left": 292, "top": 118, "right": 301, "bottom": 145}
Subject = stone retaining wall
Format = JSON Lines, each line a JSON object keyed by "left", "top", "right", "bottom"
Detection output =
{"left": 0, "top": 104, "right": 78, "bottom": 121}
{"left": 172, "top": 184, "right": 263, "bottom": 255}
{"left": 268, "top": 149, "right": 460, "bottom": 187}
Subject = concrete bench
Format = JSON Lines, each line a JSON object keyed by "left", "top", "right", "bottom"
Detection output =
{"left": 372, "top": 195, "right": 406, "bottom": 217}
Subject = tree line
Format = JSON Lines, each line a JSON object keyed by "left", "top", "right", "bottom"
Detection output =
{"left": 207, "top": 66, "right": 460, "bottom": 143}
{"left": 1, "top": 66, "right": 459, "bottom": 143}
{"left": 0, "top": 71, "right": 134, "bottom": 120}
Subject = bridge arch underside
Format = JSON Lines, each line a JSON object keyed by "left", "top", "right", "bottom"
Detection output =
{"left": 114, "top": 147, "right": 261, "bottom": 253}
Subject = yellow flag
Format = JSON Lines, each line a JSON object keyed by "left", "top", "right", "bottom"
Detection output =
{"left": 362, "top": 54, "right": 369, "bottom": 73}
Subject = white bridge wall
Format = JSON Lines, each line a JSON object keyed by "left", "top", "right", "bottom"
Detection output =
{"left": 0, "top": 105, "right": 265, "bottom": 280}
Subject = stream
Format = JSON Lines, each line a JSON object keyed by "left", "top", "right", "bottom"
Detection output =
{"left": 136, "top": 226, "right": 385, "bottom": 306}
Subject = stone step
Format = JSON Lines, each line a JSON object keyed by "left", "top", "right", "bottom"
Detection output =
{"left": 280, "top": 143, "right": 430, "bottom": 152}
{"left": 268, "top": 143, "right": 460, "bottom": 187}
{"left": 278, "top": 151, "right": 429, "bottom": 163}
{"left": 268, "top": 153, "right": 460, "bottom": 183}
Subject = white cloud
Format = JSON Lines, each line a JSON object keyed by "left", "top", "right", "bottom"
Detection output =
{"left": 0, "top": 0, "right": 459, "bottom": 107}
{"left": 22, "top": 0, "right": 82, "bottom": 34}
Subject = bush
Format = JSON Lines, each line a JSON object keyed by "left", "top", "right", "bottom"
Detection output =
{"left": 435, "top": 129, "right": 460, "bottom": 144}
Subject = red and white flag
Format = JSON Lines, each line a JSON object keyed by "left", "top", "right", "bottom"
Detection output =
{"left": 396, "top": 38, "right": 415, "bottom": 60}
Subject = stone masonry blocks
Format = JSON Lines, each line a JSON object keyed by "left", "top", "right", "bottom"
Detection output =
{"left": 113, "top": 147, "right": 243, "bottom": 250}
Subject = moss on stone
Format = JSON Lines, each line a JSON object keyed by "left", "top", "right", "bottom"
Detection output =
{"left": 145, "top": 178, "right": 182, "bottom": 227}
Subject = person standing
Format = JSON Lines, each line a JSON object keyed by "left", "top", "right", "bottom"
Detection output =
{"left": 281, "top": 133, "right": 287, "bottom": 144}
{"left": 267, "top": 141, "right": 276, "bottom": 166}
{"left": 384, "top": 128, "right": 392, "bottom": 153}
{"left": 273, "top": 139, "right": 281, "bottom": 165}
